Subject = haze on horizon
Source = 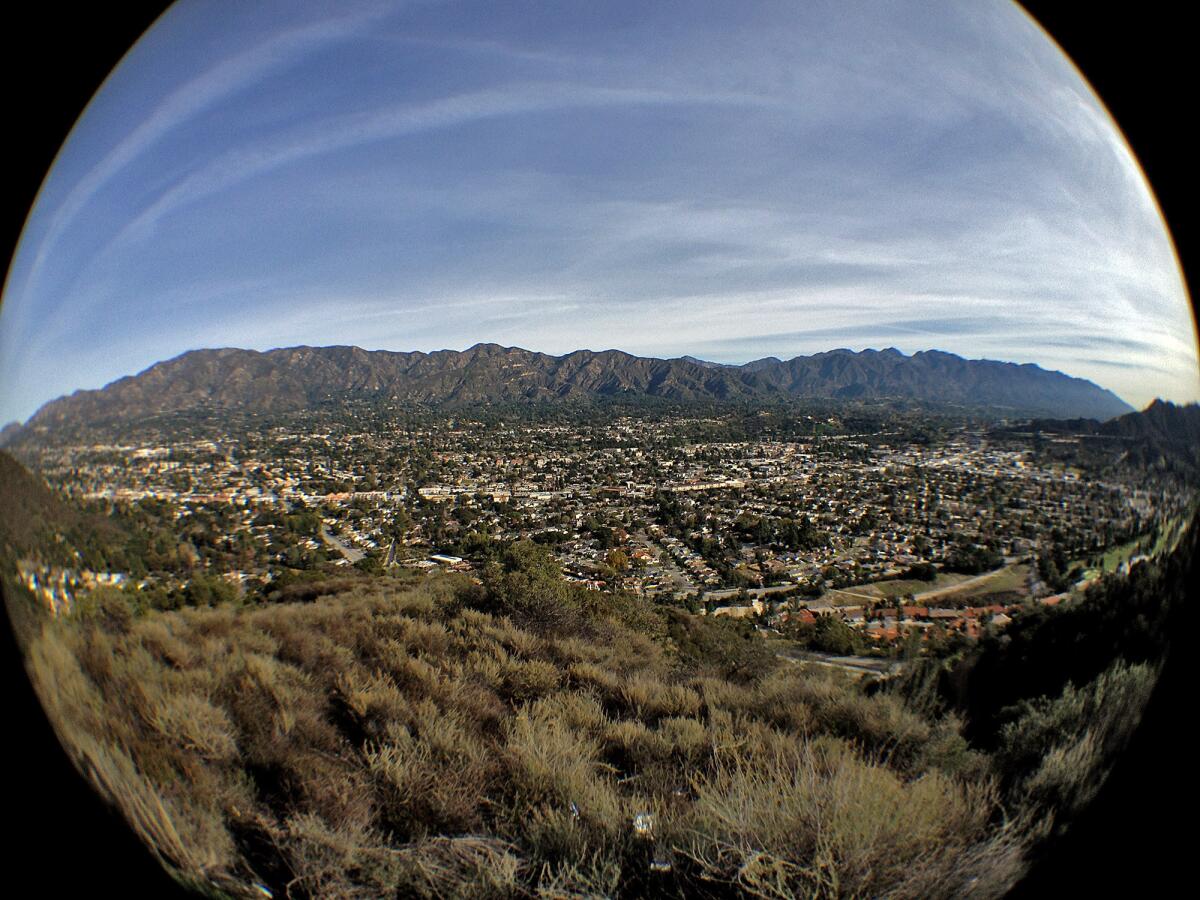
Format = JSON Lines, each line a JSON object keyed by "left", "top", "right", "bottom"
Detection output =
{"left": 1, "top": 0, "right": 1196, "bottom": 424}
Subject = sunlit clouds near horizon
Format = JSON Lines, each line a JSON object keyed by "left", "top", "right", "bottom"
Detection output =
{"left": 1, "top": 0, "right": 1196, "bottom": 422}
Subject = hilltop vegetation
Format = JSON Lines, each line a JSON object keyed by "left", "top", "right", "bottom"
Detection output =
{"left": 18, "top": 545, "right": 1012, "bottom": 898}
{"left": 13, "top": 524, "right": 1191, "bottom": 899}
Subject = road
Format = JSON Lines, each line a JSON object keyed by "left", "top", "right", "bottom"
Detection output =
{"left": 775, "top": 646, "right": 901, "bottom": 678}
{"left": 320, "top": 525, "right": 364, "bottom": 563}
{"left": 633, "top": 531, "right": 699, "bottom": 596}
{"left": 702, "top": 583, "right": 800, "bottom": 602}
{"left": 705, "top": 563, "right": 1023, "bottom": 606}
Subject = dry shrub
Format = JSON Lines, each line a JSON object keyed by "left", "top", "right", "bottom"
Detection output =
{"left": 703, "top": 706, "right": 747, "bottom": 765}
{"left": 620, "top": 677, "right": 701, "bottom": 721}
{"left": 391, "top": 834, "right": 522, "bottom": 899}
{"left": 366, "top": 719, "right": 493, "bottom": 839}
{"left": 290, "top": 601, "right": 377, "bottom": 659}
{"left": 67, "top": 725, "right": 236, "bottom": 892}
{"left": 544, "top": 635, "right": 605, "bottom": 668}
{"left": 133, "top": 617, "right": 196, "bottom": 669}
{"left": 500, "top": 657, "right": 561, "bottom": 703}
{"left": 28, "top": 626, "right": 111, "bottom": 740}
{"left": 757, "top": 668, "right": 932, "bottom": 770}
{"left": 884, "top": 816, "right": 1042, "bottom": 900}
{"left": 281, "top": 812, "right": 401, "bottom": 899}
{"left": 533, "top": 850, "right": 624, "bottom": 900}
{"left": 657, "top": 716, "right": 709, "bottom": 763}
{"left": 751, "top": 669, "right": 816, "bottom": 732}
{"left": 1021, "top": 730, "right": 1104, "bottom": 818}
{"left": 566, "top": 661, "right": 624, "bottom": 702}
{"left": 528, "top": 691, "right": 608, "bottom": 735}
{"left": 456, "top": 606, "right": 495, "bottom": 631}
{"left": 590, "top": 627, "right": 666, "bottom": 677}
{"left": 271, "top": 624, "right": 356, "bottom": 681}
{"left": 387, "top": 650, "right": 444, "bottom": 697}
{"left": 22, "top": 574, "right": 1039, "bottom": 899}
{"left": 692, "top": 674, "right": 755, "bottom": 714}
{"left": 394, "top": 616, "right": 451, "bottom": 657}
{"left": 523, "top": 804, "right": 594, "bottom": 866}
{"left": 919, "top": 715, "right": 989, "bottom": 780}
{"left": 436, "top": 677, "right": 508, "bottom": 736}
{"left": 997, "top": 659, "right": 1157, "bottom": 821}
{"left": 504, "top": 705, "right": 621, "bottom": 829}
{"left": 333, "top": 668, "right": 411, "bottom": 740}
{"left": 72, "top": 626, "right": 117, "bottom": 687}
{"left": 287, "top": 752, "right": 375, "bottom": 834}
{"left": 682, "top": 736, "right": 998, "bottom": 898}
{"left": 183, "top": 605, "right": 239, "bottom": 642}
{"left": 386, "top": 589, "right": 439, "bottom": 619}
{"left": 218, "top": 652, "right": 320, "bottom": 766}
{"left": 142, "top": 692, "right": 239, "bottom": 763}
{"left": 484, "top": 618, "right": 544, "bottom": 659}
{"left": 30, "top": 626, "right": 235, "bottom": 881}
{"left": 463, "top": 647, "right": 508, "bottom": 691}
{"left": 602, "top": 718, "right": 670, "bottom": 773}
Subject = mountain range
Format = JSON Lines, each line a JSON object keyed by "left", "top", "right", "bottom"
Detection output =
{"left": 13, "top": 344, "right": 1134, "bottom": 435}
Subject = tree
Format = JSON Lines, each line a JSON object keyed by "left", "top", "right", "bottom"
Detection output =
{"left": 354, "top": 554, "right": 383, "bottom": 575}
{"left": 183, "top": 573, "right": 239, "bottom": 607}
{"left": 810, "top": 615, "right": 861, "bottom": 655}
{"left": 944, "top": 540, "right": 1002, "bottom": 575}
{"left": 480, "top": 540, "right": 576, "bottom": 631}
{"left": 606, "top": 548, "right": 629, "bottom": 572}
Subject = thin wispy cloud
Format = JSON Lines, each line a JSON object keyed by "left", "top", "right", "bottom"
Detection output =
{"left": 107, "top": 82, "right": 776, "bottom": 250}
{"left": 1, "top": 0, "right": 1195, "bottom": 423}
{"left": 12, "top": 3, "right": 396, "bottom": 316}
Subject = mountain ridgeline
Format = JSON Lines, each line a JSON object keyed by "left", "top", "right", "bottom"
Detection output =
{"left": 18, "top": 344, "right": 1133, "bottom": 434}
{"left": 1007, "top": 399, "right": 1200, "bottom": 476}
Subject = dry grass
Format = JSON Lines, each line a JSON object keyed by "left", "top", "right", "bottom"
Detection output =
{"left": 679, "top": 737, "right": 1000, "bottom": 898}
{"left": 24, "top": 574, "right": 1041, "bottom": 897}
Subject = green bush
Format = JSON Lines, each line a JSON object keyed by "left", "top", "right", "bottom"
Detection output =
{"left": 666, "top": 609, "right": 777, "bottom": 682}
{"left": 996, "top": 659, "right": 1157, "bottom": 820}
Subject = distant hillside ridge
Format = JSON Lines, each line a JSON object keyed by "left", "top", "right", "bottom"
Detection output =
{"left": 1023, "top": 399, "right": 1200, "bottom": 441}
{"left": 16, "top": 343, "right": 1134, "bottom": 434}
{"left": 1015, "top": 400, "right": 1200, "bottom": 474}
{"left": 1098, "top": 399, "right": 1200, "bottom": 444}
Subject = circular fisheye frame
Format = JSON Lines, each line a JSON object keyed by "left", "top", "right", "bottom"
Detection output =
{"left": 2, "top": 2, "right": 1196, "bottom": 897}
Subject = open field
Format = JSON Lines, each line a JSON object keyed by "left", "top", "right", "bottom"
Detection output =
{"left": 932, "top": 564, "right": 1031, "bottom": 601}
{"left": 824, "top": 567, "right": 1029, "bottom": 606}
{"left": 765, "top": 637, "right": 898, "bottom": 678}
{"left": 1076, "top": 537, "right": 1141, "bottom": 581}
{"left": 855, "top": 573, "right": 972, "bottom": 600}
{"left": 1078, "top": 519, "right": 1187, "bottom": 580}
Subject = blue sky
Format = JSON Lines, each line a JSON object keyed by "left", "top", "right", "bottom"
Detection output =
{"left": 1, "top": 0, "right": 1196, "bottom": 423}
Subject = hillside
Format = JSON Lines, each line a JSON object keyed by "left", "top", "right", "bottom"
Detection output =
{"left": 12, "top": 344, "right": 1133, "bottom": 438}
{"left": 1098, "top": 398, "right": 1200, "bottom": 444}
{"left": 1024, "top": 399, "right": 1200, "bottom": 440}
{"left": 0, "top": 451, "right": 73, "bottom": 555}
{"left": 0, "top": 450, "right": 119, "bottom": 566}
{"left": 1010, "top": 400, "right": 1200, "bottom": 475}
{"left": 23, "top": 543, "right": 1028, "bottom": 898}
{"left": 20, "top": 526, "right": 1189, "bottom": 898}
{"left": 0, "top": 450, "right": 127, "bottom": 645}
